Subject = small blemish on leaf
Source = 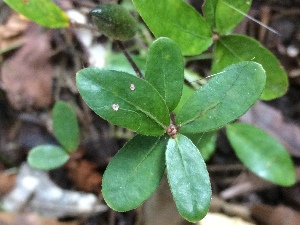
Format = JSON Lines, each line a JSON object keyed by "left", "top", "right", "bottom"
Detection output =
{"left": 130, "top": 84, "right": 135, "bottom": 91}
{"left": 112, "top": 104, "right": 119, "bottom": 111}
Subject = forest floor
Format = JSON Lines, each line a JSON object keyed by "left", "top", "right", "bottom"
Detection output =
{"left": 0, "top": 0, "right": 300, "bottom": 225}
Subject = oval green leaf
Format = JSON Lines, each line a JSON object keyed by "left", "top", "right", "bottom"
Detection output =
{"left": 212, "top": 35, "right": 288, "bottom": 100}
{"left": 202, "top": 0, "right": 218, "bottom": 29}
{"left": 28, "top": 145, "right": 69, "bottom": 170}
{"left": 173, "top": 84, "right": 195, "bottom": 114}
{"left": 184, "top": 131, "right": 217, "bottom": 161}
{"left": 132, "top": 0, "right": 213, "bottom": 55}
{"left": 52, "top": 101, "right": 79, "bottom": 153}
{"left": 76, "top": 68, "right": 169, "bottom": 136}
{"left": 215, "top": 0, "right": 252, "bottom": 34}
{"left": 177, "top": 61, "right": 266, "bottom": 133}
{"left": 102, "top": 134, "right": 168, "bottom": 211}
{"left": 90, "top": 3, "right": 138, "bottom": 41}
{"left": 145, "top": 37, "right": 184, "bottom": 111}
{"left": 166, "top": 134, "right": 211, "bottom": 222}
{"left": 4, "top": 0, "right": 69, "bottom": 28}
{"left": 226, "top": 123, "right": 296, "bottom": 186}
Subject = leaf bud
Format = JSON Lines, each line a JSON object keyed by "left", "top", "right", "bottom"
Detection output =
{"left": 90, "top": 3, "right": 138, "bottom": 41}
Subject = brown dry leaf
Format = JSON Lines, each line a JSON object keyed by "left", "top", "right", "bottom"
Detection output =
{"left": 240, "top": 101, "right": 300, "bottom": 157}
{"left": 0, "top": 172, "right": 16, "bottom": 195}
{"left": 66, "top": 150, "right": 102, "bottom": 193}
{"left": 0, "top": 212, "right": 77, "bottom": 225}
{"left": 251, "top": 204, "right": 300, "bottom": 225}
{"left": 0, "top": 12, "right": 29, "bottom": 50}
{"left": 67, "top": 159, "right": 102, "bottom": 193}
{"left": 1, "top": 23, "right": 53, "bottom": 109}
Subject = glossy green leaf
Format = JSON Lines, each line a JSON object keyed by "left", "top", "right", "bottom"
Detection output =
{"left": 166, "top": 134, "right": 211, "bottom": 222}
{"left": 28, "top": 145, "right": 69, "bottom": 170}
{"left": 145, "top": 37, "right": 184, "bottom": 111}
{"left": 177, "top": 61, "right": 266, "bottom": 133}
{"left": 52, "top": 101, "right": 79, "bottom": 153}
{"left": 185, "top": 131, "right": 217, "bottom": 161}
{"left": 212, "top": 35, "right": 288, "bottom": 100}
{"left": 215, "top": 0, "right": 252, "bottom": 34}
{"left": 4, "top": 0, "right": 69, "bottom": 28}
{"left": 90, "top": 3, "right": 138, "bottom": 41}
{"left": 102, "top": 134, "right": 168, "bottom": 211}
{"left": 132, "top": 0, "right": 213, "bottom": 55}
{"left": 173, "top": 85, "right": 195, "bottom": 114}
{"left": 202, "top": 0, "right": 218, "bottom": 29}
{"left": 226, "top": 123, "right": 296, "bottom": 186}
{"left": 76, "top": 68, "right": 169, "bottom": 136}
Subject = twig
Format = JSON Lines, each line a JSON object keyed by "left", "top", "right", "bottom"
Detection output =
{"left": 170, "top": 112, "right": 176, "bottom": 125}
{"left": 115, "top": 40, "right": 144, "bottom": 79}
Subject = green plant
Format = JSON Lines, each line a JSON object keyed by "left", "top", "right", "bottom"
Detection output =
{"left": 76, "top": 39, "right": 269, "bottom": 221}
{"left": 4, "top": 0, "right": 296, "bottom": 222}
{"left": 75, "top": 1, "right": 295, "bottom": 221}
{"left": 28, "top": 101, "right": 79, "bottom": 170}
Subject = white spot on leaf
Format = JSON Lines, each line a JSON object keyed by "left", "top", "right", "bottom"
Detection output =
{"left": 112, "top": 104, "right": 119, "bottom": 111}
{"left": 130, "top": 84, "right": 135, "bottom": 91}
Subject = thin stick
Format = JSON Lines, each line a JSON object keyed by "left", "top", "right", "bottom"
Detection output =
{"left": 223, "top": 1, "right": 280, "bottom": 36}
{"left": 170, "top": 112, "right": 176, "bottom": 125}
{"left": 115, "top": 40, "right": 144, "bottom": 79}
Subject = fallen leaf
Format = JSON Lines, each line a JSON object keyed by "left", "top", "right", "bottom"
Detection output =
{"left": 0, "top": 172, "right": 16, "bottom": 195}
{"left": 1, "top": 23, "right": 53, "bottom": 109}
{"left": 65, "top": 150, "right": 102, "bottom": 193}
{"left": 251, "top": 204, "right": 300, "bottom": 225}
{"left": 0, "top": 12, "right": 29, "bottom": 50}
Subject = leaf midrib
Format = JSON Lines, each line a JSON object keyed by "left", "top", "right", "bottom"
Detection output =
{"left": 179, "top": 70, "right": 242, "bottom": 127}
{"left": 119, "top": 136, "right": 164, "bottom": 186}
{"left": 218, "top": 38, "right": 244, "bottom": 61}
{"left": 175, "top": 137, "right": 197, "bottom": 212}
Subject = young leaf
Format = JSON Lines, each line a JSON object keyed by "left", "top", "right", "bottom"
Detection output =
{"left": 52, "top": 101, "right": 79, "bottom": 153}
{"left": 204, "top": 0, "right": 252, "bottom": 34}
{"left": 4, "top": 0, "right": 69, "bottom": 28}
{"left": 76, "top": 68, "right": 169, "bottom": 136}
{"left": 132, "top": 0, "right": 212, "bottom": 55}
{"left": 28, "top": 145, "right": 69, "bottom": 170}
{"left": 185, "top": 131, "right": 217, "bottom": 161}
{"left": 145, "top": 37, "right": 184, "bottom": 111}
{"left": 102, "top": 134, "right": 168, "bottom": 211}
{"left": 226, "top": 123, "right": 296, "bottom": 186}
{"left": 212, "top": 35, "right": 288, "bottom": 100}
{"left": 166, "top": 134, "right": 211, "bottom": 222}
{"left": 90, "top": 3, "right": 138, "bottom": 41}
{"left": 176, "top": 61, "right": 266, "bottom": 133}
